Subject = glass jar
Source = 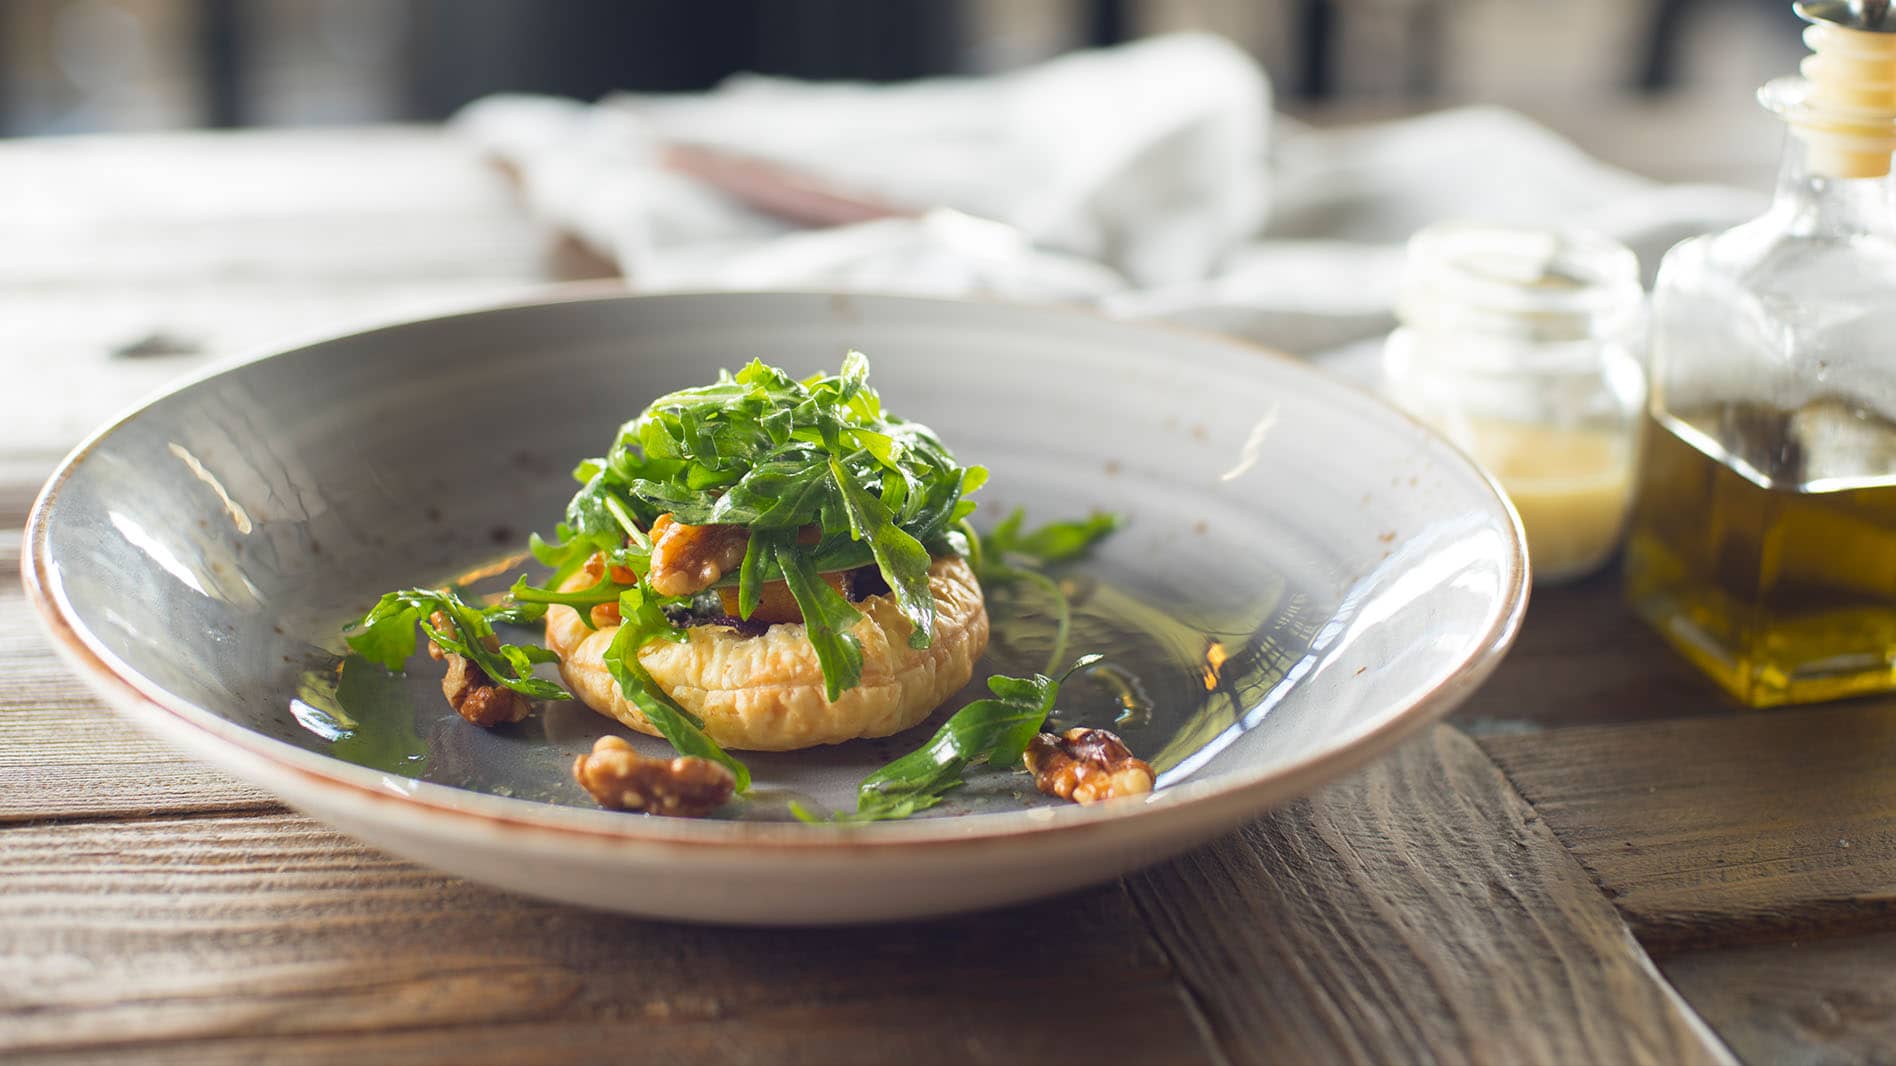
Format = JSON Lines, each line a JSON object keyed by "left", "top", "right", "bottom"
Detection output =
{"left": 1623, "top": 6, "right": 1896, "bottom": 708}
{"left": 1383, "top": 223, "right": 1647, "bottom": 584}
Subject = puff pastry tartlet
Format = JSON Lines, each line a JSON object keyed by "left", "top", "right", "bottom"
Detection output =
{"left": 547, "top": 554, "right": 988, "bottom": 751}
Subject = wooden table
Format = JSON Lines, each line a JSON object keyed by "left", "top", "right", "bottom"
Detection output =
{"left": 7, "top": 125, "right": 1894, "bottom": 1066}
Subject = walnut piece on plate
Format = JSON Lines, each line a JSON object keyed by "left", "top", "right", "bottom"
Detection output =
{"left": 572, "top": 736, "right": 736, "bottom": 817}
{"left": 426, "top": 611, "right": 532, "bottom": 728}
{"left": 1024, "top": 727, "right": 1155, "bottom": 805}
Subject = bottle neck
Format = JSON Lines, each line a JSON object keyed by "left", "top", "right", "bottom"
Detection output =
{"left": 1771, "top": 136, "right": 1896, "bottom": 238}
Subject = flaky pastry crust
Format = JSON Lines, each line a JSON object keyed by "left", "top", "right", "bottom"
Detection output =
{"left": 545, "top": 555, "right": 988, "bottom": 751}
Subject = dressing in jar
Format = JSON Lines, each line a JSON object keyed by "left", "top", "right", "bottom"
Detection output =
{"left": 1383, "top": 223, "right": 1648, "bottom": 584}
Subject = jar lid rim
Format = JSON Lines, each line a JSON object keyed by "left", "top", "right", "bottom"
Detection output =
{"left": 1398, "top": 223, "right": 1643, "bottom": 328}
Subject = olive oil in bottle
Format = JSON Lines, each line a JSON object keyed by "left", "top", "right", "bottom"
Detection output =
{"left": 1624, "top": 2, "right": 1896, "bottom": 706}
{"left": 1625, "top": 402, "right": 1896, "bottom": 706}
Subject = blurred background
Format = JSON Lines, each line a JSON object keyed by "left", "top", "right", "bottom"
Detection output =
{"left": 2, "top": 0, "right": 1806, "bottom": 140}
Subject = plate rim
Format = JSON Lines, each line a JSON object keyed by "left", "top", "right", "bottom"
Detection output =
{"left": 23, "top": 286, "right": 1530, "bottom": 854}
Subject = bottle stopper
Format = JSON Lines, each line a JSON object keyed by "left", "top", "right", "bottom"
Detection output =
{"left": 1783, "top": 1, "right": 1896, "bottom": 178}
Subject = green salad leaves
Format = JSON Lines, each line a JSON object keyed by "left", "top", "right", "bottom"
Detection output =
{"left": 344, "top": 353, "right": 1130, "bottom": 822}
{"left": 537, "top": 352, "right": 982, "bottom": 701}
{"left": 347, "top": 587, "right": 567, "bottom": 701}
{"left": 800, "top": 510, "right": 1121, "bottom": 823}
{"left": 348, "top": 353, "right": 987, "bottom": 794}
{"left": 799, "top": 655, "right": 1103, "bottom": 823}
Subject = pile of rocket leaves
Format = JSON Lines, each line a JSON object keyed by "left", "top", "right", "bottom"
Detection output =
{"left": 347, "top": 352, "right": 1119, "bottom": 819}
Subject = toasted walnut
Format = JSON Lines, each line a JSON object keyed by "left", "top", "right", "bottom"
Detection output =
{"left": 1024, "top": 728, "right": 1155, "bottom": 804}
{"left": 572, "top": 735, "right": 736, "bottom": 817}
{"left": 427, "top": 610, "right": 533, "bottom": 728}
{"left": 648, "top": 514, "right": 750, "bottom": 597}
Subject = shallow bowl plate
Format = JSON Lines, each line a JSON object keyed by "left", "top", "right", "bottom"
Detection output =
{"left": 27, "top": 290, "right": 1526, "bottom": 924}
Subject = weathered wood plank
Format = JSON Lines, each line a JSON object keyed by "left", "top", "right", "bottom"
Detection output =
{"left": 0, "top": 589, "right": 275, "bottom": 821}
{"left": 0, "top": 812, "right": 1220, "bottom": 1065}
{"left": 1480, "top": 706, "right": 1896, "bottom": 949}
{"left": 1127, "top": 727, "right": 1733, "bottom": 1066}
{"left": 1451, "top": 566, "right": 1729, "bottom": 732}
{"left": 1661, "top": 931, "right": 1896, "bottom": 1066}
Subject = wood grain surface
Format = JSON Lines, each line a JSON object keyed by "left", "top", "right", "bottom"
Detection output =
{"left": 1662, "top": 931, "right": 1896, "bottom": 1066}
{"left": 0, "top": 730, "right": 1734, "bottom": 1066}
{"left": 0, "top": 812, "right": 1218, "bottom": 1065}
{"left": 0, "top": 583, "right": 277, "bottom": 823}
{"left": 1481, "top": 706, "right": 1896, "bottom": 950}
{"left": 1128, "top": 728, "right": 1733, "bottom": 1066}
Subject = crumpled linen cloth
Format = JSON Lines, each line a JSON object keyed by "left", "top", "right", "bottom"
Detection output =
{"left": 455, "top": 32, "right": 1766, "bottom": 363}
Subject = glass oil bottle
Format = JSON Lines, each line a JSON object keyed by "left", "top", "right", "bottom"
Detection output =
{"left": 1625, "top": 0, "right": 1896, "bottom": 706}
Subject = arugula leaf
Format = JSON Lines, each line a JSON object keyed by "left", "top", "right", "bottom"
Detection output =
{"left": 964, "top": 509, "right": 1122, "bottom": 676}
{"left": 346, "top": 587, "right": 571, "bottom": 702}
{"left": 343, "top": 596, "right": 422, "bottom": 670}
{"left": 611, "top": 579, "right": 692, "bottom": 653}
{"left": 985, "top": 669, "right": 1065, "bottom": 768}
{"left": 508, "top": 573, "right": 624, "bottom": 630}
{"left": 800, "top": 655, "right": 1103, "bottom": 823}
{"left": 775, "top": 540, "right": 864, "bottom": 700}
{"left": 835, "top": 348, "right": 871, "bottom": 399}
{"left": 483, "top": 601, "right": 550, "bottom": 627}
{"left": 830, "top": 456, "right": 934, "bottom": 648}
{"left": 711, "top": 456, "right": 833, "bottom": 529}
{"left": 735, "top": 525, "right": 782, "bottom": 621}
{"left": 565, "top": 470, "right": 628, "bottom": 540}
{"left": 982, "top": 507, "right": 1120, "bottom": 564}
{"left": 530, "top": 523, "right": 624, "bottom": 589}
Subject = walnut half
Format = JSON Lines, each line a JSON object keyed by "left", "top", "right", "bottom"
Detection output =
{"left": 647, "top": 513, "right": 751, "bottom": 598}
{"left": 1024, "top": 728, "right": 1155, "bottom": 805}
{"left": 427, "top": 610, "right": 532, "bottom": 728}
{"left": 572, "top": 736, "right": 736, "bottom": 817}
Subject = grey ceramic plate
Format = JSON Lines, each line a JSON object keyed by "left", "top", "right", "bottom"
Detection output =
{"left": 27, "top": 290, "right": 1526, "bottom": 924}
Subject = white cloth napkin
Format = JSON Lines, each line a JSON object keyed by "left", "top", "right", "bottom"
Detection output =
{"left": 455, "top": 32, "right": 1768, "bottom": 363}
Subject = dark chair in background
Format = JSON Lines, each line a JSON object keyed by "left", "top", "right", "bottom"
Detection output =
{"left": 193, "top": 0, "right": 969, "bottom": 129}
